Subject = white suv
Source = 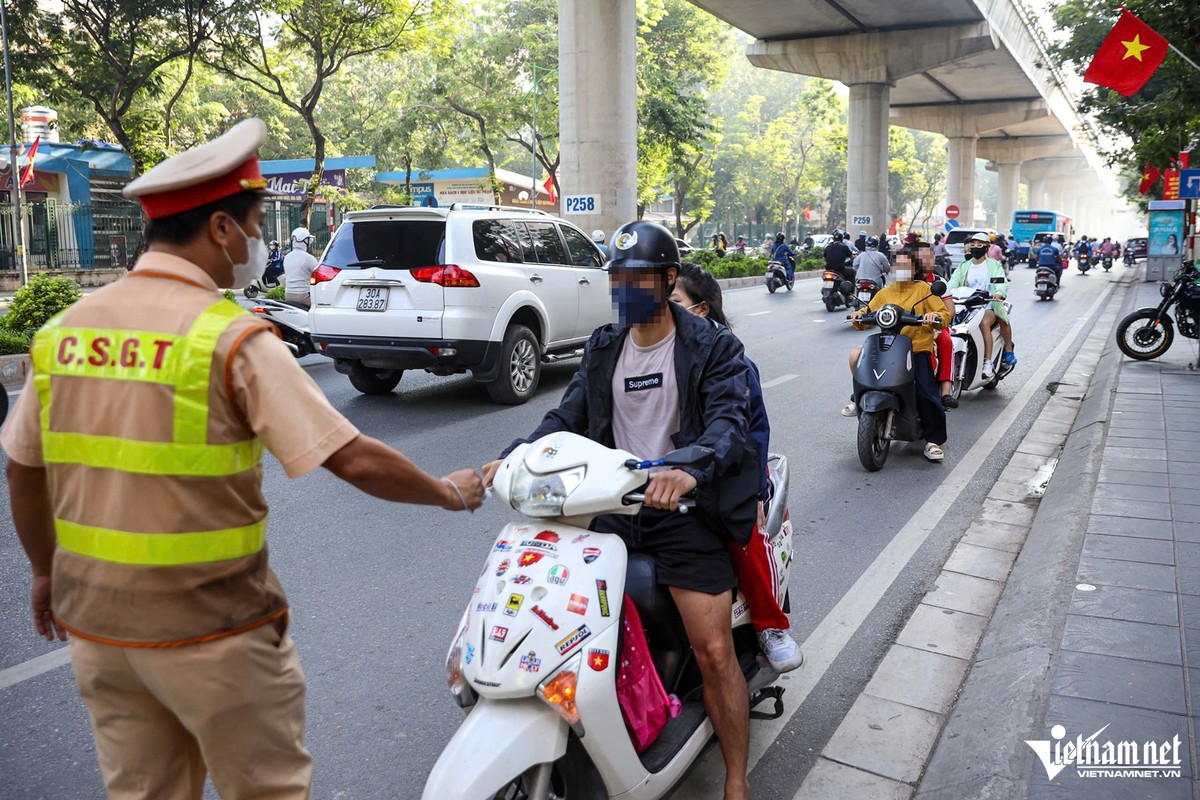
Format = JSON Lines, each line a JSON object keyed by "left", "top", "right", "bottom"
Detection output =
{"left": 308, "top": 204, "right": 611, "bottom": 404}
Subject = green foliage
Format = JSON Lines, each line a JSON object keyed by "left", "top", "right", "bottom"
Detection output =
{"left": 265, "top": 286, "right": 287, "bottom": 300}
{"left": 1048, "top": 0, "right": 1200, "bottom": 205}
{"left": 222, "top": 290, "right": 237, "bottom": 302}
{"left": 2, "top": 275, "right": 83, "bottom": 334}
{"left": 0, "top": 329, "right": 34, "bottom": 356}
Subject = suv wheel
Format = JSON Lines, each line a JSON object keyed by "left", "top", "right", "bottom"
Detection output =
{"left": 349, "top": 364, "right": 403, "bottom": 395}
{"left": 486, "top": 325, "right": 540, "bottom": 405}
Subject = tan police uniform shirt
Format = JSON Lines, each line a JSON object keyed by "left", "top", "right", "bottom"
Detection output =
{"left": 0, "top": 253, "right": 361, "bottom": 642}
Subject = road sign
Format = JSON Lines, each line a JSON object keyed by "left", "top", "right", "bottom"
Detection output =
{"left": 944, "top": 219, "right": 961, "bottom": 232}
{"left": 946, "top": 205, "right": 961, "bottom": 219}
{"left": 1179, "top": 169, "right": 1200, "bottom": 199}
{"left": 563, "top": 194, "right": 601, "bottom": 215}
{"left": 851, "top": 214, "right": 873, "bottom": 227}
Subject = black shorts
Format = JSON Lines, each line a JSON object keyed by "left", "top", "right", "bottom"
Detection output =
{"left": 591, "top": 508, "right": 737, "bottom": 595}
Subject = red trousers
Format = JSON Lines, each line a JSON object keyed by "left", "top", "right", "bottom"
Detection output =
{"left": 728, "top": 517, "right": 789, "bottom": 632}
{"left": 933, "top": 328, "right": 953, "bottom": 382}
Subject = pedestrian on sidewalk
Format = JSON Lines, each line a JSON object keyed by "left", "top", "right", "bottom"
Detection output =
{"left": 2, "top": 117, "right": 484, "bottom": 800}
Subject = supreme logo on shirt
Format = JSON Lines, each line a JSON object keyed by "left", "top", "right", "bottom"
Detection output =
{"left": 625, "top": 373, "right": 663, "bottom": 392}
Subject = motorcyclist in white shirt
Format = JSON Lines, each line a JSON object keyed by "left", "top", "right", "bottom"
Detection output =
{"left": 283, "top": 226, "right": 319, "bottom": 307}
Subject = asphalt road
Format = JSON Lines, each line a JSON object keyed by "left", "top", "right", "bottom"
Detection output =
{"left": 0, "top": 263, "right": 1124, "bottom": 799}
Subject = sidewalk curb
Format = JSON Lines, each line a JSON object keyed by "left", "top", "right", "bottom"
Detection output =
{"left": 914, "top": 274, "right": 1137, "bottom": 799}
{"left": 716, "top": 270, "right": 823, "bottom": 291}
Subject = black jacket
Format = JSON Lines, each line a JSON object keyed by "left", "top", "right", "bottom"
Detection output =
{"left": 501, "top": 302, "right": 759, "bottom": 545}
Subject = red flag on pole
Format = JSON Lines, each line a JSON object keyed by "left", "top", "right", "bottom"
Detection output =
{"left": 542, "top": 175, "right": 556, "bottom": 204}
{"left": 1138, "top": 163, "right": 1161, "bottom": 195}
{"left": 19, "top": 136, "right": 40, "bottom": 187}
{"left": 802, "top": 205, "right": 812, "bottom": 221}
{"left": 1083, "top": 9, "right": 1168, "bottom": 96}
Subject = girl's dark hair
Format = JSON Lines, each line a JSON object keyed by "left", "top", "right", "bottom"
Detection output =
{"left": 676, "top": 262, "right": 730, "bottom": 329}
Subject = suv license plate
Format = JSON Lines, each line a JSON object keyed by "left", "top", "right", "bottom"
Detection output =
{"left": 356, "top": 287, "right": 389, "bottom": 311}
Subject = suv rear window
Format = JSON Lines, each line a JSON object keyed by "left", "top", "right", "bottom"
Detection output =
{"left": 561, "top": 225, "right": 603, "bottom": 268}
{"left": 520, "top": 221, "right": 569, "bottom": 265}
{"left": 323, "top": 219, "right": 445, "bottom": 270}
{"left": 944, "top": 229, "right": 982, "bottom": 246}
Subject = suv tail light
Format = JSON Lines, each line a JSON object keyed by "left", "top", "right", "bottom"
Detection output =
{"left": 410, "top": 265, "right": 480, "bottom": 288}
{"left": 311, "top": 264, "right": 341, "bottom": 285}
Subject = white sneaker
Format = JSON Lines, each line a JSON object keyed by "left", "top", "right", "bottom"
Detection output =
{"left": 757, "top": 628, "right": 804, "bottom": 673}
{"left": 841, "top": 401, "right": 858, "bottom": 417}
{"left": 982, "top": 360, "right": 996, "bottom": 379}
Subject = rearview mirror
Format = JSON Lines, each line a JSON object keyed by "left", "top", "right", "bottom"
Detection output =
{"left": 930, "top": 280, "right": 947, "bottom": 296}
{"left": 660, "top": 446, "right": 715, "bottom": 469}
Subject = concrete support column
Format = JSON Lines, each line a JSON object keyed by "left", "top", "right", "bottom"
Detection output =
{"left": 1026, "top": 177, "right": 1046, "bottom": 209}
{"left": 559, "top": 0, "right": 636, "bottom": 238}
{"left": 947, "top": 136, "right": 978, "bottom": 226}
{"left": 995, "top": 161, "right": 1020, "bottom": 234}
{"left": 846, "top": 82, "right": 890, "bottom": 235}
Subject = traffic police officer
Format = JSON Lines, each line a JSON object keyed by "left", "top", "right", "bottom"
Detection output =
{"left": 2, "top": 118, "right": 484, "bottom": 800}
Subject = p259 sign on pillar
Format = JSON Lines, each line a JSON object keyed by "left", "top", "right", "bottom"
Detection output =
{"left": 563, "top": 195, "right": 602, "bottom": 215}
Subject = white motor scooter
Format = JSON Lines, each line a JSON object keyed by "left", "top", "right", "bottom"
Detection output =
{"left": 248, "top": 298, "right": 316, "bottom": 359}
{"left": 945, "top": 286, "right": 1014, "bottom": 404}
{"left": 423, "top": 431, "right": 793, "bottom": 800}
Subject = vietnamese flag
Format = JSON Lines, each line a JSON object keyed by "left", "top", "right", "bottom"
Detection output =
{"left": 19, "top": 136, "right": 39, "bottom": 187}
{"left": 1138, "top": 163, "right": 1161, "bottom": 195}
{"left": 1083, "top": 9, "right": 1168, "bottom": 97}
{"left": 802, "top": 205, "right": 812, "bottom": 221}
{"left": 542, "top": 175, "right": 556, "bottom": 204}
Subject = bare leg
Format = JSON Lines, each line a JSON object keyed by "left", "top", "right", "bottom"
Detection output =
{"left": 981, "top": 311, "right": 996, "bottom": 362}
{"left": 848, "top": 346, "right": 862, "bottom": 374}
{"left": 670, "top": 586, "right": 749, "bottom": 800}
{"left": 999, "top": 319, "right": 1014, "bottom": 351}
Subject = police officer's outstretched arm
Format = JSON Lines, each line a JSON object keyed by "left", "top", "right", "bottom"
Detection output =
{"left": 324, "top": 435, "right": 483, "bottom": 511}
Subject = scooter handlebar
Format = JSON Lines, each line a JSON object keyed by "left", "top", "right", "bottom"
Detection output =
{"left": 622, "top": 492, "right": 696, "bottom": 514}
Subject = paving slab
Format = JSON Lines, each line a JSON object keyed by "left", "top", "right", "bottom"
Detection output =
{"left": 960, "top": 519, "right": 1028, "bottom": 554}
{"left": 1077, "top": 555, "right": 1178, "bottom": 593}
{"left": 1017, "top": 439, "right": 1064, "bottom": 458}
{"left": 791, "top": 758, "right": 914, "bottom": 800}
{"left": 942, "top": 542, "right": 1017, "bottom": 582}
{"left": 1089, "top": 496, "right": 1173, "bottom": 521}
{"left": 1070, "top": 584, "right": 1180, "bottom": 627}
{"left": 1059, "top": 614, "right": 1182, "bottom": 666}
{"left": 1051, "top": 649, "right": 1186, "bottom": 714}
{"left": 979, "top": 498, "right": 1037, "bottom": 528}
{"left": 821, "top": 693, "right": 943, "bottom": 784}
{"left": 895, "top": 605, "right": 988, "bottom": 661}
{"left": 1086, "top": 514, "right": 1173, "bottom": 540}
{"left": 863, "top": 644, "right": 969, "bottom": 716}
{"left": 1097, "top": 466, "right": 1169, "bottom": 488}
{"left": 1080, "top": 532, "right": 1176, "bottom": 565}
{"left": 1093, "top": 481, "right": 1172, "bottom": 504}
{"left": 923, "top": 570, "right": 1004, "bottom": 618}
{"left": 987, "top": 480, "right": 1034, "bottom": 503}
{"left": 1101, "top": 455, "right": 1170, "bottom": 475}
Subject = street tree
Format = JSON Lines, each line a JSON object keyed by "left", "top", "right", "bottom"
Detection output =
{"left": 213, "top": 0, "right": 439, "bottom": 224}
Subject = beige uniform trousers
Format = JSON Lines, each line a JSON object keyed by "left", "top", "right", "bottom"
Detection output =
{"left": 283, "top": 292, "right": 311, "bottom": 308}
{"left": 70, "top": 620, "right": 312, "bottom": 800}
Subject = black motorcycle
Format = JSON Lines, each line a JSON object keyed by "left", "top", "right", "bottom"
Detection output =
{"left": 765, "top": 260, "right": 793, "bottom": 293}
{"left": 1076, "top": 251, "right": 1091, "bottom": 274}
{"left": 934, "top": 254, "right": 953, "bottom": 279}
{"left": 848, "top": 293, "right": 942, "bottom": 471}
{"left": 1006, "top": 249, "right": 1023, "bottom": 271}
{"left": 822, "top": 264, "right": 856, "bottom": 311}
{"left": 1117, "top": 262, "right": 1200, "bottom": 361}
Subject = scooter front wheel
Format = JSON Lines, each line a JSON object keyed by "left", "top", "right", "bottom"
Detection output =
{"left": 857, "top": 410, "right": 891, "bottom": 471}
{"left": 243, "top": 284, "right": 260, "bottom": 299}
{"left": 492, "top": 736, "right": 606, "bottom": 800}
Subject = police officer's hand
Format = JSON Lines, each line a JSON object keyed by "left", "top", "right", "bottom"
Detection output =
{"left": 31, "top": 575, "right": 66, "bottom": 642}
{"left": 441, "top": 469, "right": 485, "bottom": 511}
{"left": 644, "top": 469, "right": 697, "bottom": 511}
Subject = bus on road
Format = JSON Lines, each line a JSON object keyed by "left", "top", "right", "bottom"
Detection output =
{"left": 1011, "top": 210, "right": 1072, "bottom": 257}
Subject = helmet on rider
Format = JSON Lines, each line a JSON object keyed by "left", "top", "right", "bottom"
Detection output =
{"left": 858, "top": 230, "right": 867, "bottom": 238}
{"left": 291, "top": 226, "right": 314, "bottom": 251}
{"left": 775, "top": 232, "right": 785, "bottom": 243}
{"left": 607, "top": 221, "right": 680, "bottom": 327}
{"left": 866, "top": 236, "right": 879, "bottom": 250}
{"left": 591, "top": 229, "right": 606, "bottom": 244}
{"left": 833, "top": 229, "right": 845, "bottom": 241}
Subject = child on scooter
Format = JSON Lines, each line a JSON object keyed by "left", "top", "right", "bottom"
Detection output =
{"left": 842, "top": 247, "right": 950, "bottom": 462}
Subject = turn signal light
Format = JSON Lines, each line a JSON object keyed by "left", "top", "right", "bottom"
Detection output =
{"left": 311, "top": 264, "right": 341, "bottom": 285}
{"left": 411, "top": 265, "right": 481, "bottom": 287}
{"left": 537, "top": 653, "right": 584, "bottom": 735}
{"left": 823, "top": 271, "right": 839, "bottom": 281}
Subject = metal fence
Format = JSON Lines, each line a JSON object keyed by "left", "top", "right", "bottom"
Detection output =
{"left": 0, "top": 199, "right": 339, "bottom": 271}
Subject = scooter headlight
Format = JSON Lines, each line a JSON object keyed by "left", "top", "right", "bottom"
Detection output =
{"left": 536, "top": 653, "right": 585, "bottom": 737}
{"left": 445, "top": 626, "right": 477, "bottom": 710}
{"left": 509, "top": 464, "right": 586, "bottom": 517}
{"left": 876, "top": 306, "right": 898, "bottom": 329}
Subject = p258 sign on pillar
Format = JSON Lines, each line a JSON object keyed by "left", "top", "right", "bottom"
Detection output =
{"left": 563, "top": 195, "right": 602, "bottom": 215}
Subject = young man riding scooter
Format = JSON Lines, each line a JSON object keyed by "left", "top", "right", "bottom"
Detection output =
{"left": 949, "top": 232, "right": 1015, "bottom": 378}
{"left": 482, "top": 221, "right": 761, "bottom": 800}
{"left": 841, "top": 247, "right": 951, "bottom": 462}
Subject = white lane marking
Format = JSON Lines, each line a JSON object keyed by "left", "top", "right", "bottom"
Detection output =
{"left": 761, "top": 374, "right": 799, "bottom": 389}
{"left": 0, "top": 646, "right": 71, "bottom": 691}
{"left": 679, "top": 279, "right": 1118, "bottom": 795}
{"left": 747, "top": 311, "right": 772, "bottom": 317}
{"left": 811, "top": 320, "right": 825, "bottom": 323}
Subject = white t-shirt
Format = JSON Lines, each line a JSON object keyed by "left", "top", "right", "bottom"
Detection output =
{"left": 284, "top": 249, "right": 319, "bottom": 295}
{"left": 611, "top": 330, "right": 680, "bottom": 463}
{"left": 966, "top": 261, "right": 991, "bottom": 291}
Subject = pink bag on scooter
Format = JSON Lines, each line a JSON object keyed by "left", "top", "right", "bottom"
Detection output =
{"left": 617, "top": 595, "right": 682, "bottom": 753}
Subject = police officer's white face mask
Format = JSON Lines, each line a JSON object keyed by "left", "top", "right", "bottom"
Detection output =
{"left": 224, "top": 221, "right": 268, "bottom": 289}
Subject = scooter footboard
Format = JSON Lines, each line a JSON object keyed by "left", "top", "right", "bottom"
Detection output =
{"left": 422, "top": 697, "right": 568, "bottom": 800}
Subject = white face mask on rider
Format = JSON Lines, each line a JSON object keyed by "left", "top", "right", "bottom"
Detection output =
{"left": 224, "top": 221, "right": 268, "bottom": 290}
{"left": 894, "top": 269, "right": 913, "bottom": 282}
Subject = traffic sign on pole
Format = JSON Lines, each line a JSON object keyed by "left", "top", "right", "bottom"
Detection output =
{"left": 944, "top": 219, "right": 961, "bottom": 232}
{"left": 1179, "top": 169, "right": 1200, "bottom": 199}
{"left": 946, "top": 205, "right": 961, "bottom": 219}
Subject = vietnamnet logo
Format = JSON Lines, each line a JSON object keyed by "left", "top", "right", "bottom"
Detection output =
{"left": 1026, "top": 724, "right": 1183, "bottom": 780}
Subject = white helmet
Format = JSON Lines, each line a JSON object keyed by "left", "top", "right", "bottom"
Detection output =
{"left": 291, "top": 226, "right": 314, "bottom": 251}
{"left": 591, "top": 229, "right": 605, "bottom": 244}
